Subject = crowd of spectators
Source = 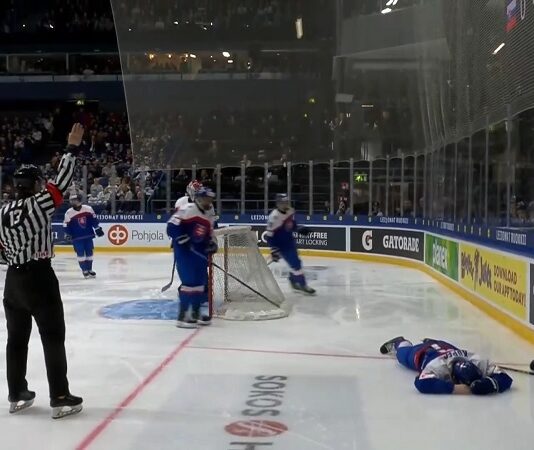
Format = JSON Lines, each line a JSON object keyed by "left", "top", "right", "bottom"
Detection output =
{"left": 1, "top": 0, "right": 333, "bottom": 40}
{"left": 1, "top": 0, "right": 114, "bottom": 34}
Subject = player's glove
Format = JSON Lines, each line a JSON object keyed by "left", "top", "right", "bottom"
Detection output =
{"left": 205, "top": 240, "right": 218, "bottom": 256}
{"left": 298, "top": 226, "right": 312, "bottom": 236}
{"left": 271, "top": 248, "right": 281, "bottom": 262}
{"left": 470, "top": 376, "right": 499, "bottom": 395}
{"left": 94, "top": 227, "right": 104, "bottom": 238}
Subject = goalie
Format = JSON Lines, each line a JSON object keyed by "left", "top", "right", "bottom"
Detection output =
{"left": 380, "top": 336, "right": 513, "bottom": 395}
{"left": 266, "top": 194, "right": 315, "bottom": 295}
{"left": 167, "top": 187, "right": 218, "bottom": 328}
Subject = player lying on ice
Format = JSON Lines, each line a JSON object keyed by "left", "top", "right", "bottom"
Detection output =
{"left": 380, "top": 336, "right": 513, "bottom": 395}
{"left": 265, "top": 194, "right": 315, "bottom": 295}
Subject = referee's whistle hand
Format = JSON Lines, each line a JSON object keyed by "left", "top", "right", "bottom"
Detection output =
{"left": 68, "top": 123, "right": 84, "bottom": 147}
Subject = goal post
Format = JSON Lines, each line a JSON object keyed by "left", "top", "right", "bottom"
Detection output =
{"left": 208, "top": 226, "right": 289, "bottom": 320}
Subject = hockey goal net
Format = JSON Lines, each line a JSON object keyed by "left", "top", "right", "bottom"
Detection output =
{"left": 208, "top": 226, "right": 288, "bottom": 320}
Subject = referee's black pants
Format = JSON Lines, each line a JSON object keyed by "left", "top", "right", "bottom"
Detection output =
{"left": 3, "top": 259, "right": 69, "bottom": 399}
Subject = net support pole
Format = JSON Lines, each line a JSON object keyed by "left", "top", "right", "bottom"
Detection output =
{"left": 400, "top": 154, "right": 405, "bottom": 217}
{"left": 216, "top": 164, "right": 222, "bottom": 214}
{"left": 423, "top": 151, "right": 428, "bottom": 218}
{"left": 453, "top": 143, "right": 458, "bottom": 222}
{"left": 329, "top": 159, "right": 334, "bottom": 215}
{"left": 369, "top": 159, "right": 373, "bottom": 216}
{"left": 264, "top": 162, "right": 269, "bottom": 214}
{"left": 287, "top": 161, "right": 292, "bottom": 204}
{"left": 413, "top": 155, "right": 417, "bottom": 218}
{"left": 467, "top": 135, "right": 473, "bottom": 223}
{"left": 165, "top": 165, "right": 171, "bottom": 214}
{"left": 506, "top": 104, "right": 512, "bottom": 228}
{"left": 82, "top": 165, "right": 88, "bottom": 203}
{"left": 309, "top": 161, "right": 313, "bottom": 216}
{"left": 385, "top": 155, "right": 390, "bottom": 216}
{"left": 240, "top": 162, "right": 245, "bottom": 215}
{"left": 349, "top": 158, "right": 354, "bottom": 216}
{"left": 140, "top": 170, "right": 146, "bottom": 214}
{"left": 484, "top": 117, "right": 489, "bottom": 224}
{"left": 192, "top": 164, "right": 197, "bottom": 182}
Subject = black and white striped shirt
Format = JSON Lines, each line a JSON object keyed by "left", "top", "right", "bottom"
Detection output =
{"left": 0, "top": 152, "right": 76, "bottom": 266}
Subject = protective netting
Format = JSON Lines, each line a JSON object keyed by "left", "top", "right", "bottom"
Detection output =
{"left": 415, "top": 0, "right": 534, "bottom": 147}
{"left": 210, "top": 226, "right": 288, "bottom": 320}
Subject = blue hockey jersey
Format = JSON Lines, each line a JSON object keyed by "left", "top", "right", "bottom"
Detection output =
{"left": 265, "top": 208, "right": 298, "bottom": 250}
{"left": 63, "top": 205, "right": 100, "bottom": 240}
{"left": 167, "top": 202, "right": 216, "bottom": 254}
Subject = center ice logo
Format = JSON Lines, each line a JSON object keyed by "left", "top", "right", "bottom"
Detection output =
{"left": 108, "top": 224, "right": 129, "bottom": 246}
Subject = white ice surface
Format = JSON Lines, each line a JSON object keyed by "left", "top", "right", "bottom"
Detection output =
{"left": 0, "top": 253, "right": 533, "bottom": 450}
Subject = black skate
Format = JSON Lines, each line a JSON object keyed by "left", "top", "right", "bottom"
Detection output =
{"left": 51, "top": 394, "right": 83, "bottom": 419}
{"left": 83, "top": 271, "right": 94, "bottom": 279}
{"left": 291, "top": 282, "right": 316, "bottom": 296}
{"left": 197, "top": 315, "right": 212, "bottom": 326}
{"left": 88, "top": 270, "right": 96, "bottom": 278}
{"left": 9, "top": 390, "right": 35, "bottom": 414}
{"left": 380, "top": 336, "right": 405, "bottom": 355}
{"left": 176, "top": 310, "right": 197, "bottom": 329}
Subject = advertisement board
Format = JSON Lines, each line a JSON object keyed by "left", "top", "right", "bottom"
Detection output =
{"left": 425, "top": 234, "right": 459, "bottom": 281}
{"left": 251, "top": 226, "right": 346, "bottom": 251}
{"left": 460, "top": 243, "right": 527, "bottom": 320}
{"left": 350, "top": 228, "right": 424, "bottom": 261}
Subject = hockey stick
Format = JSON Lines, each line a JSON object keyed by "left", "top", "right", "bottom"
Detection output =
{"left": 498, "top": 365, "right": 534, "bottom": 376}
{"left": 191, "top": 248, "right": 281, "bottom": 309}
{"left": 161, "top": 259, "right": 176, "bottom": 292}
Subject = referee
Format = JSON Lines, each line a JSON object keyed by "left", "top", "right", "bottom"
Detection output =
{"left": 0, "top": 123, "right": 84, "bottom": 419}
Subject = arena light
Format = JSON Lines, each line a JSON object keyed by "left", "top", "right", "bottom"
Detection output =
{"left": 296, "top": 17, "right": 303, "bottom": 39}
{"left": 222, "top": 51, "right": 231, "bottom": 58}
{"left": 381, "top": 8, "right": 392, "bottom": 14}
{"left": 228, "top": 59, "right": 234, "bottom": 64}
{"left": 492, "top": 43, "right": 505, "bottom": 55}
{"left": 361, "top": 104, "right": 375, "bottom": 108}
{"left": 386, "top": 0, "right": 399, "bottom": 5}
{"left": 190, "top": 54, "right": 197, "bottom": 59}
{"left": 173, "top": 20, "right": 179, "bottom": 25}
{"left": 168, "top": 54, "right": 172, "bottom": 59}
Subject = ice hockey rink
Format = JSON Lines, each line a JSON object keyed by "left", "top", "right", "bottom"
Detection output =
{"left": 1, "top": 252, "right": 534, "bottom": 450}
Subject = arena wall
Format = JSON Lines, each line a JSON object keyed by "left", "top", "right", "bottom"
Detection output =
{"left": 52, "top": 215, "right": 534, "bottom": 343}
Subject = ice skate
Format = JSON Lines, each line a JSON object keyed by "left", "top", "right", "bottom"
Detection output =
{"left": 291, "top": 281, "right": 316, "bottom": 296}
{"left": 380, "top": 336, "right": 406, "bottom": 355}
{"left": 8, "top": 390, "right": 35, "bottom": 414}
{"left": 83, "top": 271, "right": 93, "bottom": 279}
{"left": 51, "top": 394, "right": 83, "bottom": 419}
{"left": 197, "top": 315, "right": 212, "bottom": 326}
{"left": 176, "top": 310, "right": 198, "bottom": 329}
{"left": 88, "top": 270, "right": 96, "bottom": 278}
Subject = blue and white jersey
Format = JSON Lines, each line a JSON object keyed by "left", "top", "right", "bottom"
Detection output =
{"left": 174, "top": 195, "right": 190, "bottom": 212}
{"left": 265, "top": 208, "right": 297, "bottom": 250}
{"left": 167, "top": 202, "right": 216, "bottom": 253}
{"left": 415, "top": 347, "right": 504, "bottom": 394}
{"left": 63, "top": 205, "right": 99, "bottom": 241}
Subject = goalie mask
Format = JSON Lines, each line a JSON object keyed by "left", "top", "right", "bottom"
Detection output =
{"left": 194, "top": 187, "right": 215, "bottom": 210}
{"left": 186, "top": 180, "right": 203, "bottom": 200}
{"left": 275, "top": 194, "right": 290, "bottom": 212}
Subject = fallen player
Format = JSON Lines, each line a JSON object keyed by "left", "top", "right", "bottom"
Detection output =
{"left": 380, "top": 336, "right": 513, "bottom": 395}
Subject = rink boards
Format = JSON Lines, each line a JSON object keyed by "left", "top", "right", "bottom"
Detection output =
{"left": 52, "top": 219, "right": 534, "bottom": 343}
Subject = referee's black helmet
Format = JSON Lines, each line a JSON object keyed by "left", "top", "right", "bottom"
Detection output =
{"left": 13, "top": 165, "right": 43, "bottom": 198}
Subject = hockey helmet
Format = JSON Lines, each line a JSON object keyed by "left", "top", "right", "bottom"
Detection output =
{"left": 69, "top": 194, "right": 82, "bottom": 206}
{"left": 186, "top": 180, "right": 203, "bottom": 199}
{"left": 451, "top": 359, "right": 482, "bottom": 385}
{"left": 194, "top": 187, "right": 215, "bottom": 209}
{"left": 13, "top": 164, "right": 43, "bottom": 198}
{"left": 275, "top": 193, "right": 290, "bottom": 211}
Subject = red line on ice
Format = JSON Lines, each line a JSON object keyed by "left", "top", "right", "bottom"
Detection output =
{"left": 75, "top": 328, "right": 202, "bottom": 450}
{"left": 187, "top": 345, "right": 389, "bottom": 360}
